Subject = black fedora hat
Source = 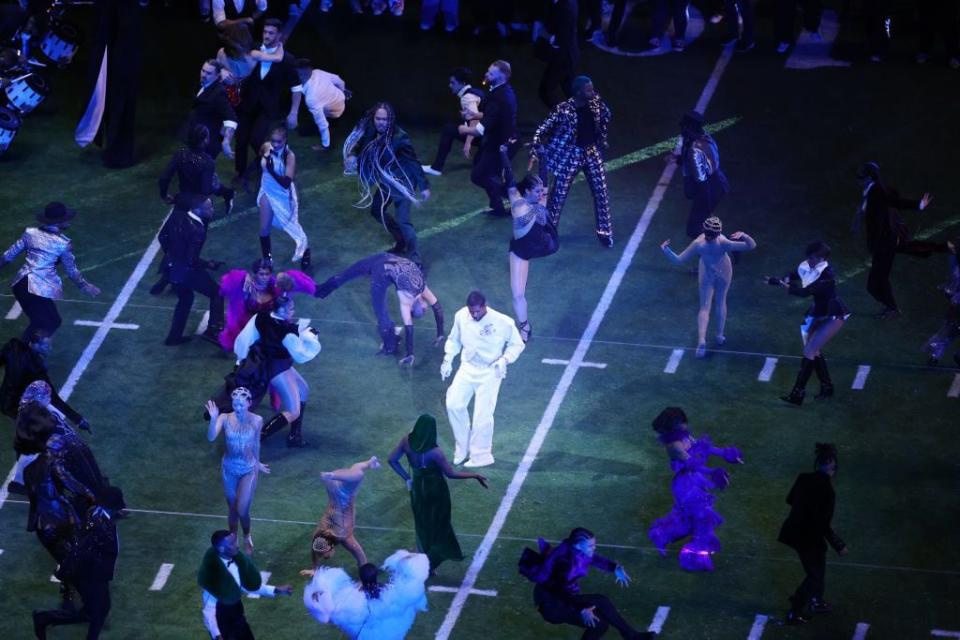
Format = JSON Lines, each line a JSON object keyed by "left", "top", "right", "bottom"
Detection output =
{"left": 36, "top": 202, "right": 78, "bottom": 225}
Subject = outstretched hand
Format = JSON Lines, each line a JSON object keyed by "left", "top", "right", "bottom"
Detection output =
{"left": 614, "top": 565, "right": 631, "bottom": 587}
{"left": 920, "top": 193, "right": 933, "bottom": 210}
{"left": 205, "top": 400, "right": 219, "bottom": 421}
{"left": 729, "top": 231, "right": 743, "bottom": 240}
{"left": 433, "top": 335, "right": 446, "bottom": 348}
{"left": 475, "top": 475, "right": 489, "bottom": 489}
{"left": 581, "top": 607, "right": 599, "bottom": 628}
{"left": 660, "top": 239, "right": 671, "bottom": 250}
{"left": 259, "top": 462, "right": 271, "bottom": 475}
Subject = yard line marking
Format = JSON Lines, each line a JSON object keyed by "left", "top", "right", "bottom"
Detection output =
{"left": 664, "top": 349, "right": 684, "bottom": 373}
{"left": 853, "top": 622, "right": 870, "bottom": 639}
{"left": 0, "top": 211, "right": 171, "bottom": 511}
{"left": 73, "top": 320, "right": 140, "bottom": 330}
{"left": 948, "top": 374, "right": 960, "bottom": 398}
{"left": 852, "top": 365, "right": 871, "bottom": 390}
{"left": 428, "top": 586, "right": 497, "bottom": 597}
{"left": 247, "top": 571, "right": 271, "bottom": 599}
{"left": 757, "top": 357, "right": 778, "bottom": 382}
{"left": 931, "top": 632, "right": 960, "bottom": 638}
{"left": 434, "top": 45, "right": 735, "bottom": 640}
{"left": 5, "top": 301, "right": 22, "bottom": 320}
{"left": 195, "top": 310, "right": 210, "bottom": 335}
{"left": 6, "top": 498, "right": 960, "bottom": 577}
{"left": 541, "top": 358, "right": 607, "bottom": 369}
{"left": 747, "top": 614, "right": 768, "bottom": 639}
{"left": 648, "top": 606, "right": 670, "bottom": 633}
{"left": 149, "top": 563, "right": 175, "bottom": 591}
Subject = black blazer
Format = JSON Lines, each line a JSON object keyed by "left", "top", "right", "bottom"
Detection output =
{"left": 478, "top": 83, "right": 518, "bottom": 150}
{"left": 862, "top": 182, "right": 922, "bottom": 254}
{"left": 0, "top": 338, "right": 81, "bottom": 422}
{"left": 158, "top": 209, "right": 209, "bottom": 283}
{"left": 238, "top": 51, "right": 300, "bottom": 118}
{"left": 184, "top": 80, "right": 236, "bottom": 155}
{"left": 778, "top": 471, "right": 846, "bottom": 553}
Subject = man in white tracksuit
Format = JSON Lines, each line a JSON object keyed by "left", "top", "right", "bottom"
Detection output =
{"left": 441, "top": 290, "right": 525, "bottom": 468}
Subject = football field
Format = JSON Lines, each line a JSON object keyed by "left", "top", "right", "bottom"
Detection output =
{"left": 0, "top": 3, "right": 958, "bottom": 639}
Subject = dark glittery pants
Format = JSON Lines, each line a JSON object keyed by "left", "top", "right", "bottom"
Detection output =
{"left": 547, "top": 144, "right": 611, "bottom": 240}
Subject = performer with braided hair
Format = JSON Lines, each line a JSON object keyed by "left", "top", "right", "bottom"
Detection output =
{"left": 314, "top": 253, "right": 444, "bottom": 366}
{"left": 343, "top": 103, "right": 430, "bottom": 265}
{"left": 530, "top": 76, "right": 613, "bottom": 247}
{"left": 778, "top": 443, "right": 847, "bottom": 626}
{"left": 501, "top": 144, "right": 557, "bottom": 343}
{"left": 648, "top": 407, "right": 743, "bottom": 572}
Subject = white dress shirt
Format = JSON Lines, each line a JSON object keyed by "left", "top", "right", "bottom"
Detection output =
{"left": 201, "top": 555, "right": 277, "bottom": 638}
{"left": 443, "top": 306, "right": 524, "bottom": 368}
{"left": 212, "top": 0, "right": 267, "bottom": 25}
{"left": 233, "top": 313, "right": 322, "bottom": 364}
{"left": 458, "top": 84, "right": 481, "bottom": 121}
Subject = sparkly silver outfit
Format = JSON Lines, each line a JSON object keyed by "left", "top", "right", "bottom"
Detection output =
{"left": 2, "top": 227, "right": 89, "bottom": 299}
{"left": 682, "top": 134, "right": 721, "bottom": 183}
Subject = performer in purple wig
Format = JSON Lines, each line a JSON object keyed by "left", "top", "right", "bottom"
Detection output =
{"left": 647, "top": 406, "right": 743, "bottom": 572}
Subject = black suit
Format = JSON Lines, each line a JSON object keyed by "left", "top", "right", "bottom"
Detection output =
{"left": 35, "top": 506, "right": 119, "bottom": 639}
{"left": 860, "top": 182, "right": 947, "bottom": 312}
{"left": 0, "top": 338, "right": 81, "bottom": 423}
{"left": 778, "top": 471, "right": 845, "bottom": 614}
{"left": 471, "top": 83, "right": 518, "bottom": 217}
{"left": 538, "top": 0, "right": 579, "bottom": 108}
{"left": 234, "top": 52, "right": 300, "bottom": 176}
{"left": 158, "top": 209, "right": 224, "bottom": 341}
{"left": 185, "top": 80, "right": 237, "bottom": 159}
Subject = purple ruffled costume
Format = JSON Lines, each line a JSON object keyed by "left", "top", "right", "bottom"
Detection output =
{"left": 218, "top": 269, "right": 316, "bottom": 351}
{"left": 648, "top": 433, "right": 742, "bottom": 572}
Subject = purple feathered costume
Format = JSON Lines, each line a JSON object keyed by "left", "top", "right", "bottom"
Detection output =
{"left": 648, "top": 427, "right": 742, "bottom": 572}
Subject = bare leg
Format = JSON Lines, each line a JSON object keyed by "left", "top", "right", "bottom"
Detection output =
{"left": 258, "top": 195, "right": 274, "bottom": 237}
{"left": 697, "top": 272, "right": 715, "bottom": 348}
{"left": 803, "top": 318, "right": 845, "bottom": 359}
{"left": 509, "top": 252, "right": 530, "bottom": 325}
{"left": 271, "top": 369, "right": 302, "bottom": 422}
{"left": 235, "top": 471, "right": 259, "bottom": 537}
{"left": 291, "top": 368, "right": 309, "bottom": 403}
{"left": 222, "top": 470, "right": 240, "bottom": 535}
{"left": 713, "top": 275, "right": 730, "bottom": 340}
{"left": 341, "top": 534, "right": 368, "bottom": 567}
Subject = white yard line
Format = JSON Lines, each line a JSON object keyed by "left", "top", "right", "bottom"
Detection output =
{"left": 664, "top": 348, "right": 685, "bottom": 373}
{"left": 648, "top": 606, "right": 670, "bottom": 633}
{"left": 541, "top": 358, "right": 607, "bottom": 369}
{"left": 852, "top": 622, "right": 871, "bottom": 639}
{"left": 434, "top": 47, "right": 735, "bottom": 640}
{"left": 0, "top": 212, "right": 169, "bottom": 511}
{"left": 852, "top": 365, "right": 871, "bottom": 390}
{"left": 931, "top": 632, "right": 960, "bottom": 638}
{"left": 195, "top": 310, "right": 210, "bottom": 335}
{"left": 149, "top": 563, "right": 175, "bottom": 591}
{"left": 747, "top": 614, "right": 768, "bottom": 640}
{"left": 757, "top": 357, "right": 778, "bottom": 382}
{"left": 4, "top": 301, "right": 22, "bottom": 320}
{"left": 948, "top": 374, "right": 960, "bottom": 398}
{"left": 73, "top": 319, "right": 140, "bottom": 330}
{"left": 428, "top": 586, "right": 497, "bottom": 597}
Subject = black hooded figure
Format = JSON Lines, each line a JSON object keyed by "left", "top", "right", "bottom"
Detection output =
{"left": 76, "top": 0, "right": 144, "bottom": 168}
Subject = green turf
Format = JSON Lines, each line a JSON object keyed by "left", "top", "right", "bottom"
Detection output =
{"left": 0, "top": 3, "right": 958, "bottom": 639}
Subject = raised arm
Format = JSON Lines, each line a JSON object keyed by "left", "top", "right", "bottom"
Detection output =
{"left": 322, "top": 457, "right": 379, "bottom": 483}
{"left": 0, "top": 232, "right": 26, "bottom": 269}
{"left": 725, "top": 231, "right": 757, "bottom": 252}
{"left": 660, "top": 238, "right": 699, "bottom": 265}
{"left": 500, "top": 144, "right": 521, "bottom": 202}
{"left": 206, "top": 408, "right": 225, "bottom": 443}
{"left": 281, "top": 327, "right": 321, "bottom": 363}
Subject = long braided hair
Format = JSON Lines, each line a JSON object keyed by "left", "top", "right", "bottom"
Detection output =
{"left": 344, "top": 102, "right": 424, "bottom": 222}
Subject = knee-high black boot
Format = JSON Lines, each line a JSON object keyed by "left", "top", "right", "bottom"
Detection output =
{"left": 287, "top": 402, "right": 308, "bottom": 448}
{"left": 260, "top": 412, "right": 289, "bottom": 440}
{"left": 782, "top": 357, "right": 815, "bottom": 406}
{"left": 813, "top": 355, "right": 834, "bottom": 399}
{"left": 259, "top": 235, "right": 272, "bottom": 262}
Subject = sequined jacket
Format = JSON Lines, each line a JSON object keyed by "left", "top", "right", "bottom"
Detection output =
{"left": 1, "top": 227, "right": 89, "bottom": 299}
{"left": 681, "top": 133, "right": 721, "bottom": 183}
{"left": 531, "top": 95, "right": 611, "bottom": 176}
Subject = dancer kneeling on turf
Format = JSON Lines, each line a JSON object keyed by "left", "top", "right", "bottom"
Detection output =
{"left": 520, "top": 527, "right": 655, "bottom": 639}
{"left": 502, "top": 143, "right": 557, "bottom": 343}
{"left": 233, "top": 294, "right": 321, "bottom": 447}
{"left": 206, "top": 387, "right": 268, "bottom": 556}
{"left": 648, "top": 407, "right": 743, "bottom": 572}
{"left": 766, "top": 240, "right": 849, "bottom": 406}
{"left": 660, "top": 217, "right": 756, "bottom": 357}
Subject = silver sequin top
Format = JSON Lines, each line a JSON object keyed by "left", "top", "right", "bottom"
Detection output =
{"left": 222, "top": 418, "right": 259, "bottom": 476}
{"left": 512, "top": 203, "right": 548, "bottom": 240}
{"left": 2, "top": 227, "right": 88, "bottom": 299}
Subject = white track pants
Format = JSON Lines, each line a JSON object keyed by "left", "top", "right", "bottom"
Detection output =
{"left": 445, "top": 362, "right": 503, "bottom": 465}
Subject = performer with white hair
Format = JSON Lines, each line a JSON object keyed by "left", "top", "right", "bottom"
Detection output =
{"left": 304, "top": 549, "right": 429, "bottom": 640}
{"left": 441, "top": 290, "right": 524, "bottom": 468}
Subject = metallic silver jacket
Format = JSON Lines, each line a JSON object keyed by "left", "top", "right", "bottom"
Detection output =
{"left": 2, "top": 227, "right": 88, "bottom": 299}
{"left": 682, "top": 134, "right": 721, "bottom": 183}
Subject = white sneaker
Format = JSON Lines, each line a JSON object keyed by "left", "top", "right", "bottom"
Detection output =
{"left": 464, "top": 456, "right": 494, "bottom": 468}
{"left": 421, "top": 165, "right": 442, "bottom": 176}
